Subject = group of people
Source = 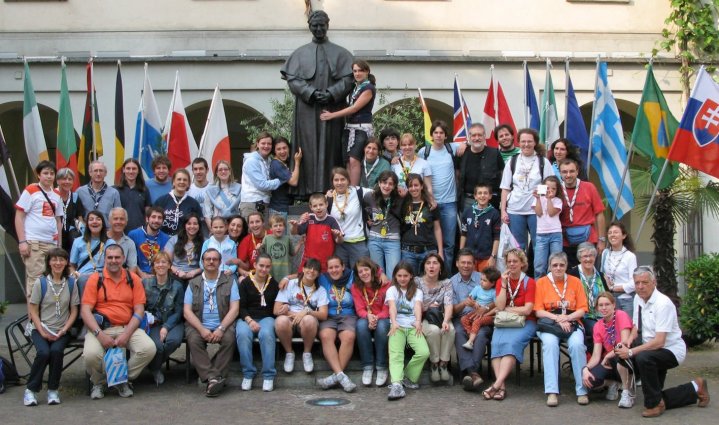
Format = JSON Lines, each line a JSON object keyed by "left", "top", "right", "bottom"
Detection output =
{"left": 12, "top": 66, "right": 710, "bottom": 415}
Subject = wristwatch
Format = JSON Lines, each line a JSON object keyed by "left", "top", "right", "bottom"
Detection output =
{"left": 93, "top": 328, "right": 101, "bottom": 336}
{"left": 218, "top": 324, "right": 226, "bottom": 332}
{"left": 628, "top": 349, "right": 634, "bottom": 358}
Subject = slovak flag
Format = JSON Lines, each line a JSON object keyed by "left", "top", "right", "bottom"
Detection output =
{"left": 198, "top": 86, "right": 231, "bottom": 182}
{"left": 668, "top": 67, "right": 719, "bottom": 178}
{"left": 132, "top": 63, "right": 163, "bottom": 178}
{"left": 163, "top": 71, "right": 198, "bottom": 175}
{"left": 452, "top": 76, "right": 472, "bottom": 143}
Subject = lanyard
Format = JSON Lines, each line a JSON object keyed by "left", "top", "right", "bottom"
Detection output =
{"left": 363, "top": 286, "right": 379, "bottom": 314}
{"left": 249, "top": 272, "right": 271, "bottom": 307}
{"left": 332, "top": 284, "right": 347, "bottom": 314}
{"left": 561, "top": 179, "right": 581, "bottom": 223}
{"left": 547, "top": 273, "right": 569, "bottom": 314}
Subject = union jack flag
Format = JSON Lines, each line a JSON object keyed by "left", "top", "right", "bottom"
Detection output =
{"left": 453, "top": 76, "right": 472, "bottom": 143}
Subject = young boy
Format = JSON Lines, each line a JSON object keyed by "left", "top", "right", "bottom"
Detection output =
{"left": 461, "top": 267, "right": 500, "bottom": 349}
{"left": 261, "top": 215, "right": 302, "bottom": 280}
{"left": 290, "top": 193, "right": 343, "bottom": 273}
{"left": 459, "top": 183, "right": 501, "bottom": 272}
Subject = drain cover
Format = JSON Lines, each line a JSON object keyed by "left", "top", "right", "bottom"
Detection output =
{"left": 306, "top": 397, "right": 351, "bottom": 407}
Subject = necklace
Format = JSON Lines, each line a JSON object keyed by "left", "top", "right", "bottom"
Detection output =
{"left": 249, "top": 272, "right": 271, "bottom": 307}
{"left": 333, "top": 190, "right": 349, "bottom": 221}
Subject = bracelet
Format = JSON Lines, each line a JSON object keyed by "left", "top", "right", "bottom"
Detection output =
{"left": 132, "top": 313, "right": 143, "bottom": 322}
{"left": 19, "top": 240, "right": 27, "bottom": 244}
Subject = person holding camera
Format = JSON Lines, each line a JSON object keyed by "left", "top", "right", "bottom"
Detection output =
{"left": 532, "top": 176, "right": 565, "bottom": 278}
{"left": 240, "top": 132, "right": 284, "bottom": 221}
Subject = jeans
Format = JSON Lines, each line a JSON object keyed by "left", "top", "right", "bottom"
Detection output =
{"left": 533, "top": 232, "right": 563, "bottom": 278}
{"left": 401, "top": 249, "right": 436, "bottom": 276}
{"left": 235, "top": 317, "right": 277, "bottom": 380}
{"left": 335, "top": 241, "right": 370, "bottom": 270}
{"left": 538, "top": 328, "right": 588, "bottom": 395}
{"left": 355, "top": 318, "right": 390, "bottom": 369}
{"left": 388, "top": 328, "right": 429, "bottom": 384}
{"left": 27, "top": 331, "right": 69, "bottom": 392}
{"left": 453, "top": 318, "right": 491, "bottom": 374}
{"left": 148, "top": 324, "right": 184, "bottom": 372}
{"left": 508, "top": 213, "right": 537, "bottom": 251}
{"left": 437, "top": 202, "right": 458, "bottom": 271}
{"left": 368, "top": 237, "right": 401, "bottom": 276}
{"left": 616, "top": 296, "right": 634, "bottom": 321}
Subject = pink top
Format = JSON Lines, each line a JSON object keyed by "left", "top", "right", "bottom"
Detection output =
{"left": 592, "top": 309, "right": 632, "bottom": 353}
{"left": 533, "top": 196, "right": 563, "bottom": 234}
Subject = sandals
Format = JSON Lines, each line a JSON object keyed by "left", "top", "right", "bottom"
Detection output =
{"left": 493, "top": 387, "right": 506, "bottom": 401}
{"left": 483, "top": 385, "right": 499, "bottom": 400}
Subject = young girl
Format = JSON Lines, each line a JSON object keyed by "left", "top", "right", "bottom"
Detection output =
{"left": 360, "top": 138, "right": 391, "bottom": 188}
{"left": 399, "top": 173, "right": 443, "bottom": 275}
{"left": 392, "top": 133, "right": 434, "bottom": 202}
{"left": 364, "top": 170, "right": 402, "bottom": 277}
{"left": 532, "top": 175, "right": 565, "bottom": 278}
{"left": 200, "top": 216, "right": 237, "bottom": 275}
{"left": 165, "top": 213, "right": 204, "bottom": 289}
{"left": 386, "top": 261, "right": 429, "bottom": 401}
{"left": 461, "top": 267, "right": 500, "bottom": 349}
{"left": 203, "top": 160, "right": 242, "bottom": 228}
{"left": 25, "top": 248, "right": 79, "bottom": 406}
{"left": 260, "top": 214, "right": 302, "bottom": 280}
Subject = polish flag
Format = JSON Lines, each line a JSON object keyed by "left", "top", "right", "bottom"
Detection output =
{"left": 198, "top": 86, "right": 230, "bottom": 182}
{"left": 163, "top": 71, "right": 198, "bottom": 174}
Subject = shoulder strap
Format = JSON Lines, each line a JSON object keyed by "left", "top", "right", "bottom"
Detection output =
{"left": 68, "top": 276, "right": 75, "bottom": 295}
{"left": 423, "top": 144, "right": 431, "bottom": 160}
{"left": 357, "top": 187, "right": 369, "bottom": 239}
{"left": 326, "top": 195, "right": 334, "bottom": 213}
{"left": 523, "top": 275, "right": 529, "bottom": 290}
{"left": 40, "top": 276, "right": 47, "bottom": 300}
{"left": 37, "top": 184, "right": 57, "bottom": 215}
{"left": 538, "top": 156, "right": 545, "bottom": 178}
{"left": 509, "top": 154, "right": 518, "bottom": 191}
{"left": 445, "top": 142, "right": 454, "bottom": 156}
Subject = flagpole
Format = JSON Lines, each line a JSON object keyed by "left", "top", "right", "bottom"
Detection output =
{"left": 139, "top": 63, "right": 147, "bottom": 163}
{"left": 564, "top": 58, "right": 570, "bottom": 139}
{"left": 0, "top": 227, "right": 25, "bottom": 295}
{"left": 609, "top": 140, "right": 635, "bottom": 223}
{"left": 586, "top": 57, "right": 601, "bottom": 177}
{"left": 89, "top": 58, "right": 97, "bottom": 162}
{"left": 523, "top": 61, "right": 529, "bottom": 128}
{"left": 490, "top": 65, "right": 497, "bottom": 124}
{"left": 0, "top": 124, "right": 21, "bottom": 198}
{"left": 635, "top": 158, "right": 672, "bottom": 241}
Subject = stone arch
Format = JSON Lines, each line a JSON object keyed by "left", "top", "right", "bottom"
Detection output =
{"left": 374, "top": 97, "right": 453, "bottom": 140}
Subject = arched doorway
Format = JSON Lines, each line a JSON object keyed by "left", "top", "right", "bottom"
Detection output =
{"left": 373, "top": 97, "right": 452, "bottom": 142}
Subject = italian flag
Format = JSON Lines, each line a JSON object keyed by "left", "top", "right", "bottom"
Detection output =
{"left": 23, "top": 61, "right": 49, "bottom": 169}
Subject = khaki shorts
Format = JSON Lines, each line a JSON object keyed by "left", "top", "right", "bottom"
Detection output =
{"left": 23, "top": 241, "right": 56, "bottom": 297}
{"left": 319, "top": 315, "right": 357, "bottom": 333}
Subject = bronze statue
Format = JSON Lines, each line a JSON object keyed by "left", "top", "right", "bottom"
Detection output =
{"left": 281, "top": 10, "right": 354, "bottom": 196}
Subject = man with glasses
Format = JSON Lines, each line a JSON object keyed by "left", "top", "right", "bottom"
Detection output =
{"left": 183, "top": 248, "right": 240, "bottom": 397}
{"left": 615, "top": 266, "right": 709, "bottom": 417}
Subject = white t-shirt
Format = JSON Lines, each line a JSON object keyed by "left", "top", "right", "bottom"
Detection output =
{"left": 532, "top": 196, "right": 563, "bottom": 234}
{"left": 601, "top": 248, "right": 638, "bottom": 298}
{"left": 634, "top": 289, "right": 686, "bottom": 363}
{"left": 16, "top": 184, "right": 63, "bottom": 243}
{"left": 275, "top": 279, "right": 329, "bottom": 313}
{"left": 329, "top": 188, "right": 364, "bottom": 242}
{"left": 188, "top": 182, "right": 210, "bottom": 206}
{"left": 386, "top": 285, "right": 423, "bottom": 329}
{"left": 500, "top": 155, "right": 553, "bottom": 215}
{"left": 393, "top": 156, "right": 432, "bottom": 188}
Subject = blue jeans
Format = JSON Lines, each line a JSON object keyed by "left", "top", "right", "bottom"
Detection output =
{"left": 368, "top": 237, "right": 401, "bottom": 276}
{"left": 533, "top": 232, "right": 564, "bottom": 278}
{"left": 437, "top": 202, "right": 458, "bottom": 271}
{"left": 148, "top": 324, "right": 185, "bottom": 372}
{"left": 508, "top": 213, "right": 537, "bottom": 251}
{"left": 356, "top": 318, "right": 390, "bottom": 369}
{"left": 235, "top": 317, "right": 277, "bottom": 379}
{"left": 616, "top": 296, "right": 634, "bottom": 321}
{"left": 400, "top": 250, "right": 436, "bottom": 276}
{"left": 538, "top": 328, "right": 588, "bottom": 395}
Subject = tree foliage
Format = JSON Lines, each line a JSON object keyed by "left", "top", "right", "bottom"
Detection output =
{"left": 680, "top": 253, "right": 719, "bottom": 345}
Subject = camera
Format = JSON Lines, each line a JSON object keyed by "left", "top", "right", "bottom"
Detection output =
{"left": 615, "top": 343, "right": 623, "bottom": 349}
{"left": 536, "top": 184, "right": 547, "bottom": 196}
{"left": 255, "top": 201, "right": 266, "bottom": 213}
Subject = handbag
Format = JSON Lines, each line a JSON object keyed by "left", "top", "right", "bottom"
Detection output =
{"left": 423, "top": 307, "right": 444, "bottom": 327}
{"left": 493, "top": 311, "right": 526, "bottom": 328}
{"left": 537, "top": 317, "right": 579, "bottom": 339}
{"left": 565, "top": 225, "right": 591, "bottom": 246}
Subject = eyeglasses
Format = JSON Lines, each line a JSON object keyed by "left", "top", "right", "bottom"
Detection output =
{"left": 204, "top": 257, "right": 221, "bottom": 262}
{"left": 550, "top": 263, "right": 566, "bottom": 268}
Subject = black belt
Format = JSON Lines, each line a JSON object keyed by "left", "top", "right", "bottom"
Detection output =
{"left": 401, "top": 244, "right": 433, "bottom": 254}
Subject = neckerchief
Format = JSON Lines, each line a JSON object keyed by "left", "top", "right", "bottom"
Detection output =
{"left": 249, "top": 271, "right": 271, "bottom": 307}
{"left": 547, "top": 273, "right": 569, "bottom": 314}
{"left": 603, "top": 313, "right": 617, "bottom": 347}
{"left": 472, "top": 203, "right": 494, "bottom": 228}
{"left": 350, "top": 80, "right": 370, "bottom": 106}
{"left": 401, "top": 156, "right": 417, "bottom": 181}
{"left": 579, "top": 267, "right": 600, "bottom": 316}
{"left": 408, "top": 201, "right": 424, "bottom": 236}
{"left": 516, "top": 155, "right": 536, "bottom": 191}
{"left": 333, "top": 190, "right": 350, "bottom": 221}
{"left": 363, "top": 158, "right": 380, "bottom": 181}
{"left": 332, "top": 285, "right": 346, "bottom": 314}
{"left": 203, "top": 272, "right": 218, "bottom": 313}
{"left": 86, "top": 239, "right": 105, "bottom": 272}
{"left": 301, "top": 281, "right": 317, "bottom": 309}
{"left": 507, "top": 272, "right": 526, "bottom": 307}
{"left": 88, "top": 182, "right": 108, "bottom": 210}
{"left": 46, "top": 276, "right": 67, "bottom": 318}
{"left": 561, "top": 179, "right": 581, "bottom": 223}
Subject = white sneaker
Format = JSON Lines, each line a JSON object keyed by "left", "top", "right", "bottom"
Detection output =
{"left": 114, "top": 382, "right": 134, "bottom": 398}
{"left": 302, "top": 352, "right": 314, "bottom": 373}
{"left": 387, "top": 382, "right": 406, "bottom": 400}
{"left": 284, "top": 352, "right": 295, "bottom": 373}
{"left": 337, "top": 372, "right": 357, "bottom": 393}
{"left": 362, "top": 368, "right": 373, "bottom": 386}
{"left": 376, "top": 369, "right": 389, "bottom": 387}
{"left": 241, "top": 378, "right": 253, "bottom": 391}
{"left": 618, "top": 389, "right": 635, "bottom": 408}
{"left": 262, "top": 379, "right": 274, "bottom": 392}
{"left": 316, "top": 374, "right": 338, "bottom": 390}
{"left": 90, "top": 384, "right": 105, "bottom": 400}
{"left": 152, "top": 369, "right": 165, "bottom": 386}
{"left": 23, "top": 389, "right": 38, "bottom": 407}
{"left": 47, "top": 390, "right": 61, "bottom": 405}
{"left": 606, "top": 382, "right": 619, "bottom": 401}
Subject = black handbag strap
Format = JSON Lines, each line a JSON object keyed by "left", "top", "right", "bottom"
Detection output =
{"left": 37, "top": 184, "right": 57, "bottom": 216}
{"left": 76, "top": 242, "right": 103, "bottom": 272}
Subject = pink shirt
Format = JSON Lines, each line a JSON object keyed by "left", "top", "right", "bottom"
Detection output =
{"left": 533, "top": 196, "right": 563, "bottom": 234}
{"left": 593, "top": 309, "right": 632, "bottom": 353}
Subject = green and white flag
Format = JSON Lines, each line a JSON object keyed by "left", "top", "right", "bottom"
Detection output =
{"left": 23, "top": 61, "right": 49, "bottom": 168}
{"left": 539, "top": 60, "right": 560, "bottom": 145}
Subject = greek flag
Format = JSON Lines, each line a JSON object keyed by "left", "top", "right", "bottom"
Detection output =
{"left": 590, "top": 62, "right": 634, "bottom": 219}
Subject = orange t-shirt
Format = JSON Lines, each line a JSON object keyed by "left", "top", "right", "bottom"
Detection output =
{"left": 533, "top": 274, "right": 588, "bottom": 316}
{"left": 82, "top": 269, "right": 146, "bottom": 326}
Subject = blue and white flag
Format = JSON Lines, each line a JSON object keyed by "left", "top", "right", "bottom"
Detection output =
{"left": 524, "top": 63, "right": 540, "bottom": 130}
{"left": 132, "top": 63, "right": 163, "bottom": 178}
{"left": 566, "top": 73, "right": 589, "bottom": 171}
{"left": 590, "top": 62, "right": 634, "bottom": 219}
{"left": 103, "top": 347, "right": 128, "bottom": 387}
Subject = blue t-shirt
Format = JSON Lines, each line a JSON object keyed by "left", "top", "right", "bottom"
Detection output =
{"left": 426, "top": 143, "right": 458, "bottom": 204}
{"left": 70, "top": 237, "right": 105, "bottom": 274}
{"left": 183, "top": 277, "right": 240, "bottom": 330}
{"left": 128, "top": 227, "right": 171, "bottom": 273}
{"left": 318, "top": 271, "right": 355, "bottom": 316}
{"left": 145, "top": 179, "right": 172, "bottom": 203}
{"left": 468, "top": 285, "right": 496, "bottom": 307}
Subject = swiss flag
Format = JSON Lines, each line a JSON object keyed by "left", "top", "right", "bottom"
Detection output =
{"left": 164, "top": 71, "right": 198, "bottom": 175}
{"left": 198, "top": 86, "right": 231, "bottom": 182}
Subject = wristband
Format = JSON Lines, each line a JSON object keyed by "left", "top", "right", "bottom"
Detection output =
{"left": 132, "top": 313, "right": 143, "bottom": 322}
{"left": 19, "top": 240, "right": 27, "bottom": 244}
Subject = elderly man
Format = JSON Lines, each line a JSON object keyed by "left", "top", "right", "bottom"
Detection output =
{"left": 184, "top": 248, "right": 240, "bottom": 397}
{"left": 457, "top": 123, "right": 505, "bottom": 210}
{"left": 615, "top": 266, "right": 710, "bottom": 417}
{"left": 76, "top": 160, "right": 121, "bottom": 223}
{"left": 106, "top": 207, "right": 138, "bottom": 270}
{"left": 81, "top": 244, "right": 156, "bottom": 399}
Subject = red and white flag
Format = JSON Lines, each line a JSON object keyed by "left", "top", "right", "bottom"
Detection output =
{"left": 482, "top": 73, "right": 517, "bottom": 148}
{"left": 496, "top": 81, "right": 516, "bottom": 144}
{"left": 198, "top": 86, "right": 230, "bottom": 182}
{"left": 163, "top": 71, "right": 198, "bottom": 175}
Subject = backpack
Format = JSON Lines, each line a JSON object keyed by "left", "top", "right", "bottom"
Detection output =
{"left": 422, "top": 142, "right": 454, "bottom": 160}
{"left": 95, "top": 270, "right": 134, "bottom": 301}
{"left": 508, "top": 153, "right": 546, "bottom": 191}
{"left": 0, "top": 355, "right": 21, "bottom": 387}
{"left": 39, "top": 275, "right": 83, "bottom": 334}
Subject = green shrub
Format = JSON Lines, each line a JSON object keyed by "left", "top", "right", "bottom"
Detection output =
{"left": 680, "top": 253, "right": 719, "bottom": 344}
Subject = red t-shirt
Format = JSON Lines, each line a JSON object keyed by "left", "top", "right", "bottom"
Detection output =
{"left": 560, "top": 180, "right": 605, "bottom": 245}
{"left": 237, "top": 231, "right": 266, "bottom": 271}
{"left": 297, "top": 214, "right": 342, "bottom": 272}
{"left": 351, "top": 281, "right": 391, "bottom": 319}
{"left": 593, "top": 309, "right": 632, "bottom": 354}
{"left": 495, "top": 274, "right": 537, "bottom": 321}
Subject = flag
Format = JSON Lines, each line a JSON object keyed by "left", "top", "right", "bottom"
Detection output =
{"left": 0, "top": 124, "right": 12, "bottom": 195}
{"left": 667, "top": 66, "right": 719, "bottom": 179}
{"left": 114, "top": 61, "right": 125, "bottom": 184}
{"left": 482, "top": 76, "right": 497, "bottom": 147}
{"left": 540, "top": 60, "right": 560, "bottom": 144}
{"left": 524, "top": 63, "right": 540, "bottom": 130}
{"left": 631, "top": 64, "right": 679, "bottom": 189}
{"left": 565, "top": 72, "right": 590, "bottom": 169}
{"left": 78, "top": 60, "right": 104, "bottom": 183}
{"left": 417, "top": 88, "right": 432, "bottom": 145}
{"left": 590, "top": 62, "right": 634, "bottom": 219}
{"left": 496, "top": 82, "right": 516, "bottom": 142}
{"left": 56, "top": 60, "right": 78, "bottom": 189}
{"left": 22, "top": 61, "right": 49, "bottom": 169}
{"left": 452, "top": 76, "right": 472, "bottom": 143}
{"left": 132, "top": 63, "right": 163, "bottom": 179}
{"left": 198, "top": 86, "right": 230, "bottom": 182}
{"left": 163, "top": 71, "right": 198, "bottom": 175}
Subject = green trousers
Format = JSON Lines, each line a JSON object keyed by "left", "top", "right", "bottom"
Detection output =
{"left": 388, "top": 327, "right": 430, "bottom": 384}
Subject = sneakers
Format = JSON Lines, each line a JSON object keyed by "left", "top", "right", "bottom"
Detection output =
{"left": 302, "top": 352, "right": 314, "bottom": 373}
{"left": 387, "top": 382, "right": 406, "bottom": 400}
{"left": 618, "top": 389, "right": 635, "bottom": 408}
{"left": 90, "top": 384, "right": 105, "bottom": 400}
{"left": 695, "top": 377, "right": 710, "bottom": 408}
{"left": 152, "top": 369, "right": 165, "bottom": 386}
{"left": 284, "top": 352, "right": 295, "bottom": 373}
{"left": 402, "top": 378, "right": 420, "bottom": 390}
{"left": 362, "top": 368, "right": 373, "bottom": 386}
{"left": 47, "top": 390, "right": 61, "bottom": 405}
{"left": 23, "top": 389, "right": 38, "bottom": 407}
{"left": 577, "top": 395, "right": 590, "bottom": 405}
{"left": 439, "top": 363, "right": 450, "bottom": 381}
{"left": 262, "top": 379, "right": 274, "bottom": 392}
{"left": 546, "top": 393, "right": 559, "bottom": 407}
{"left": 316, "top": 374, "right": 339, "bottom": 390}
{"left": 606, "top": 382, "right": 619, "bottom": 401}
{"left": 115, "top": 382, "right": 134, "bottom": 398}
{"left": 241, "top": 378, "right": 253, "bottom": 391}
{"left": 376, "top": 369, "right": 389, "bottom": 387}
{"left": 462, "top": 341, "right": 474, "bottom": 350}
{"left": 337, "top": 372, "right": 357, "bottom": 393}
{"left": 462, "top": 373, "right": 483, "bottom": 392}
{"left": 430, "top": 364, "right": 440, "bottom": 382}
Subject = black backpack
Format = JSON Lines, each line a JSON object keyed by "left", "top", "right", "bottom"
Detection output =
{"left": 1, "top": 355, "right": 21, "bottom": 387}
